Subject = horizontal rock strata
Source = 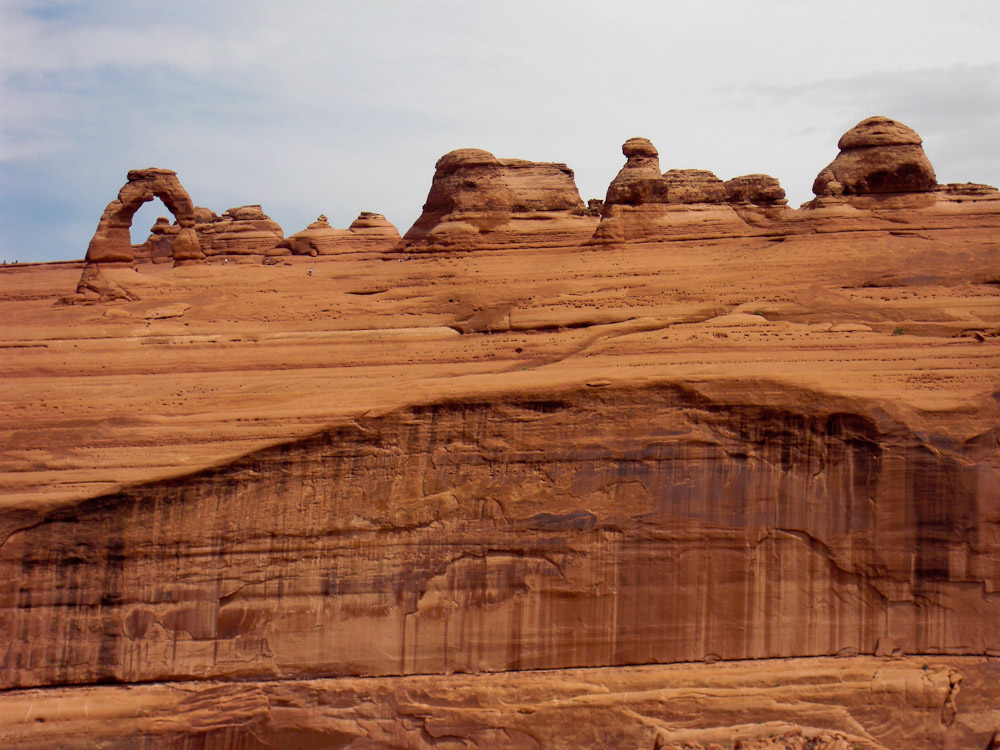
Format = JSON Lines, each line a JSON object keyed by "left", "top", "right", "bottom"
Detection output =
{"left": 1, "top": 657, "right": 996, "bottom": 749}
{"left": 197, "top": 205, "right": 285, "bottom": 256}
{"left": 400, "top": 148, "right": 598, "bottom": 251}
{"left": 2, "top": 384, "right": 997, "bottom": 689}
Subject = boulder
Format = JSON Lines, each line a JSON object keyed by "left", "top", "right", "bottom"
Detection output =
{"left": 812, "top": 116, "right": 937, "bottom": 196}
{"left": 724, "top": 174, "right": 787, "bottom": 206}
{"left": 661, "top": 169, "right": 727, "bottom": 204}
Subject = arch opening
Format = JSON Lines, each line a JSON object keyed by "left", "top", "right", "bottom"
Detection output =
{"left": 85, "top": 168, "right": 203, "bottom": 265}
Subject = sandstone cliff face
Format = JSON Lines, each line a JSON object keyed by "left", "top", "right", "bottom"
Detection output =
{"left": 0, "top": 657, "right": 992, "bottom": 749}
{"left": 3, "top": 384, "right": 997, "bottom": 690}
{"left": 7, "top": 115, "right": 1000, "bottom": 748}
{"left": 400, "top": 148, "right": 597, "bottom": 251}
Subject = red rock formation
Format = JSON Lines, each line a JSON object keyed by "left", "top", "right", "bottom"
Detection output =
{"left": 134, "top": 216, "right": 179, "bottom": 264}
{"left": 724, "top": 174, "right": 787, "bottom": 206}
{"left": 6, "top": 116, "right": 1000, "bottom": 748}
{"left": 197, "top": 204, "right": 284, "bottom": 256}
{"left": 2, "top": 384, "right": 997, "bottom": 690}
{"left": 277, "top": 212, "right": 400, "bottom": 256}
{"left": 400, "top": 148, "right": 597, "bottom": 251}
{"left": 594, "top": 138, "right": 755, "bottom": 244}
{"left": 85, "top": 168, "right": 204, "bottom": 265}
{"left": 812, "top": 116, "right": 937, "bottom": 196}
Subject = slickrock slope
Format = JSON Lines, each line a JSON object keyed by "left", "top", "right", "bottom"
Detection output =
{"left": 399, "top": 148, "right": 598, "bottom": 251}
{"left": 2, "top": 117, "right": 1000, "bottom": 748}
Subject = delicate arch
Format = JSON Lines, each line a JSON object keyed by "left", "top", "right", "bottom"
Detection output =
{"left": 85, "top": 168, "right": 204, "bottom": 264}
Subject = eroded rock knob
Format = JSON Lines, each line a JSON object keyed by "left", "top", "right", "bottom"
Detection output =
{"left": 813, "top": 116, "right": 936, "bottom": 196}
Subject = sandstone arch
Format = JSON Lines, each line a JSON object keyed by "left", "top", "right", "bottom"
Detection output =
{"left": 86, "top": 168, "right": 204, "bottom": 264}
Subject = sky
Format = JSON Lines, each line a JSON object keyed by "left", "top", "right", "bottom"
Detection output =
{"left": 1, "top": 0, "right": 998, "bottom": 263}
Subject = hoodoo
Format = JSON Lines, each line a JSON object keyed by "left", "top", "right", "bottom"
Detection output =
{"left": 812, "top": 116, "right": 937, "bottom": 196}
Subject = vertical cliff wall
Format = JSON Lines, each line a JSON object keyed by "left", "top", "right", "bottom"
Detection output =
{"left": 3, "top": 384, "right": 997, "bottom": 690}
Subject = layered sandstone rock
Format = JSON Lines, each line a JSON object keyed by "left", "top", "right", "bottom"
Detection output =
{"left": 2, "top": 384, "right": 997, "bottom": 690}
{"left": 7, "top": 116, "right": 1000, "bottom": 748}
{"left": 812, "top": 116, "right": 937, "bottom": 196}
{"left": 400, "top": 148, "right": 597, "bottom": 251}
{"left": 725, "top": 174, "right": 787, "bottom": 206}
{"left": 1, "top": 657, "right": 995, "bottom": 749}
{"left": 85, "top": 168, "right": 203, "bottom": 265}
{"left": 197, "top": 204, "right": 284, "bottom": 256}
{"left": 594, "top": 138, "right": 755, "bottom": 244}
{"left": 132, "top": 216, "right": 178, "bottom": 263}
{"left": 276, "top": 212, "right": 400, "bottom": 256}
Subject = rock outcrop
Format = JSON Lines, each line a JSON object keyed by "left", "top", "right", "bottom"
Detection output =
{"left": 400, "top": 148, "right": 597, "bottom": 251}
{"left": 10, "top": 115, "right": 1000, "bottom": 748}
{"left": 274, "top": 212, "right": 400, "bottom": 256}
{"left": 132, "top": 216, "right": 178, "bottom": 263}
{"left": 3, "top": 384, "right": 998, "bottom": 691}
{"left": 812, "top": 116, "right": 937, "bottom": 196}
{"left": 85, "top": 168, "right": 204, "bottom": 265}
{"left": 724, "top": 174, "right": 787, "bottom": 206}
{"left": 593, "top": 138, "right": 761, "bottom": 244}
{"left": 197, "top": 204, "right": 284, "bottom": 256}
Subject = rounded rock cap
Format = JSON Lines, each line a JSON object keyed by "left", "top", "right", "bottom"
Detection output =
{"left": 838, "top": 116, "right": 923, "bottom": 149}
{"left": 623, "top": 137, "right": 658, "bottom": 158}
{"left": 435, "top": 148, "right": 499, "bottom": 172}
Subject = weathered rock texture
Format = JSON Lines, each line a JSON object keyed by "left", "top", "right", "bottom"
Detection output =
{"left": 400, "top": 148, "right": 597, "bottom": 251}
{"left": 85, "top": 168, "right": 204, "bottom": 265}
{"left": 594, "top": 123, "right": 998, "bottom": 245}
{"left": 1, "top": 657, "right": 996, "bottom": 749}
{"left": 2, "top": 383, "right": 998, "bottom": 692}
{"left": 132, "top": 216, "right": 179, "bottom": 264}
{"left": 813, "top": 116, "right": 937, "bottom": 197}
{"left": 3, "top": 115, "right": 1000, "bottom": 748}
{"left": 276, "top": 212, "right": 400, "bottom": 256}
{"left": 594, "top": 139, "right": 762, "bottom": 243}
{"left": 725, "top": 174, "right": 788, "bottom": 206}
{"left": 197, "top": 204, "right": 285, "bottom": 256}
